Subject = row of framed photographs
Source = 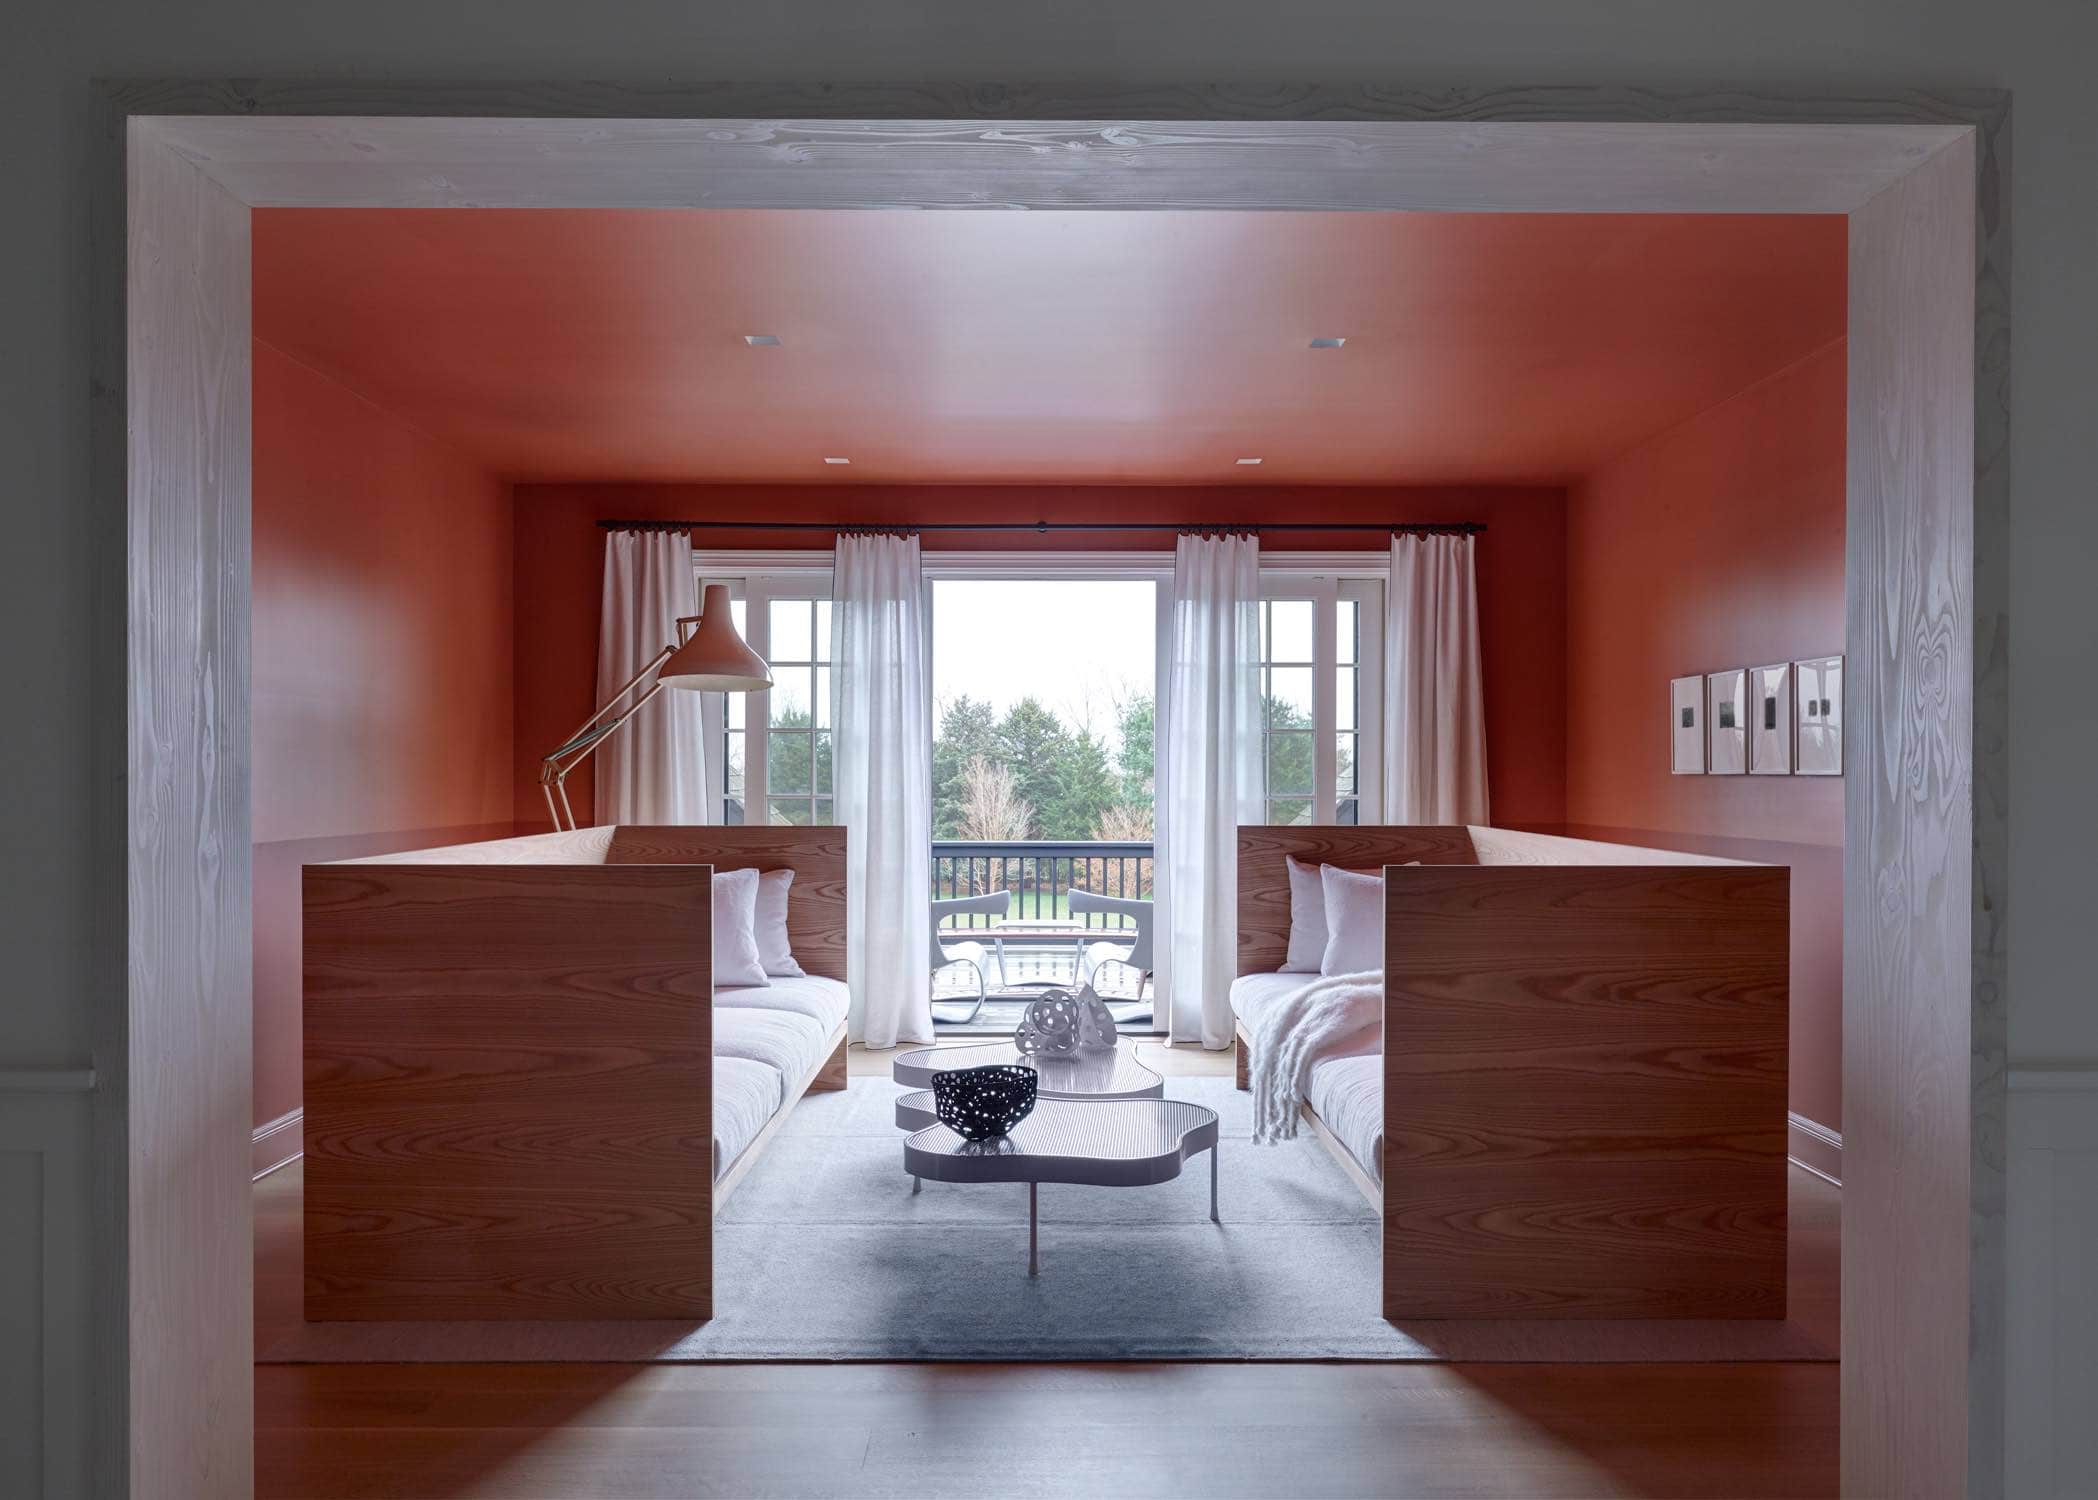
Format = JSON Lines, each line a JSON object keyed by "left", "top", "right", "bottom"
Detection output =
{"left": 1671, "top": 655, "right": 1842, "bottom": 777}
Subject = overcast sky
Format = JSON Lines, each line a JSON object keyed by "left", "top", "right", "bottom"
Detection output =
{"left": 931, "top": 579, "right": 1156, "bottom": 747}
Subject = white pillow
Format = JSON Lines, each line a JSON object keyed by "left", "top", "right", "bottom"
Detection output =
{"left": 710, "top": 866, "right": 768, "bottom": 988}
{"left": 753, "top": 868, "right": 805, "bottom": 978}
{"left": 1318, "top": 864, "right": 1385, "bottom": 976}
{"left": 1281, "top": 856, "right": 1329, "bottom": 973}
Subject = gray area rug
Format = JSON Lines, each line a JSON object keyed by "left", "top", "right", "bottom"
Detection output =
{"left": 260, "top": 1075, "right": 1832, "bottom": 1363}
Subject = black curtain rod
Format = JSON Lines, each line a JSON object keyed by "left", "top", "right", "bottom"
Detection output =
{"left": 596, "top": 519, "right": 1485, "bottom": 535}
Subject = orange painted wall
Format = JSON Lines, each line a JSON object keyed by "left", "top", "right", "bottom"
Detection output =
{"left": 1564, "top": 338, "right": 1846, "bottom": 1133}
{"left": 250, "top": 340, "right": 518, "bottom": 1137}
{"left": 513, "top": 484, "right": 1568, "bottom": 831}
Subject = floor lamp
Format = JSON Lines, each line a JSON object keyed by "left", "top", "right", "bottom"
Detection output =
{"left": 539, "top": 582, "right": 772, "bottom": 830}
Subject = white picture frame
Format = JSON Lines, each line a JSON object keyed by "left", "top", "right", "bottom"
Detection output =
{"left": 1795, "top": 654, "right": 1844, "bottom": 776}
{"left": 1706, "top": 669, "right": 1748, "bottom": 774}
{"left": 1748, "top": 662, "right": 1794, "bottom": 775}
{"left": 1670, "top": 675, "right": 1706, "bottom": 774}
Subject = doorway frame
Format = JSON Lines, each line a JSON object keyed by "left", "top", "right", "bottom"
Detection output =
{"left": 97, "top": 83, "right": 2008, "bottom": 1500}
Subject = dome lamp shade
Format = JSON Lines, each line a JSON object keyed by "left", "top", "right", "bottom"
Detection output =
{"left": 660, "top": 583, "right": 773, "bottom": 693}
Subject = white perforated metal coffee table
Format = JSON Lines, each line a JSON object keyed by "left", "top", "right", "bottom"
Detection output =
{"left": 899, "top": 1094, "right": 1220, "bottom": 1275}
{"left": 890, "top": 1039, "right": 1163, "bottom": 1101}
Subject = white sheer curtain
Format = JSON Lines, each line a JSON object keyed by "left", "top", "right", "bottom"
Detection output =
{"left": 1383, "top": 531, "right": 1490, "bottom": 824}
{"left": 831, "top": 532, "right": 934, "bottom": 1048}
{"left": 1158, "top": 533, "right": 1264, "bottom": 1048}
{"left": 594, "top": 529, "right": 709, "bottom": 825}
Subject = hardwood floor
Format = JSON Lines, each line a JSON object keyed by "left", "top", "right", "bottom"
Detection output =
{"left": 256, "top": 1040, "right": 1839, "bottom": 1499}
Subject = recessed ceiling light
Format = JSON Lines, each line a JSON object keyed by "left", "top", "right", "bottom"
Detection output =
{"left": 1236, "top": 457, "right": 1264, "bottom": 466}
{"left": 1309, "top": 337, "right": 1347, "bottom": 349}
{"left": 744, "top": 334, "right": 782, "bottom": 347}
{"left": 824, "top": 457, "right": 851, "bottom": 465}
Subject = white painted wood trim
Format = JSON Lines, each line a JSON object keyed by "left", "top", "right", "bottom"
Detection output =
{"left": 250, "top": 1110, "right": 302, "bottom": 1181}
{"left": 1789, "top": 1112, "right": 1842, "bottom": 1186}
{"left": 2006, "top": 1067, "right": 2098, "bottom": 1499}
{"left": 0, "top": 1068, "right": 97, "bottom": 1095}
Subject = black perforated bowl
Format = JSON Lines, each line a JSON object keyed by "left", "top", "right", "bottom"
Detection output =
{"left": 931, "top": 1064, "right": 1038, "bottom": 1141}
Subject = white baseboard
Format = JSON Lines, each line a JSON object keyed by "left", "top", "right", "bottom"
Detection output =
{"left": 2008, "top": 1066, "right": 2098, "bottom": 1499}
{"left": 252, "top": 1108, "right": 302, "bottom": 1180}
{"left": 1787, "top": 1111, "right": 1841, "bottom": 1186}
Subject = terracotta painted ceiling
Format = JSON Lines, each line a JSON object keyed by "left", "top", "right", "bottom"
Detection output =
{"left": 253, "top": 208, "right": 1844, "bottom": 485}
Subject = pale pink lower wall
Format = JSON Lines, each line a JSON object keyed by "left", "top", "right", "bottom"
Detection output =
{"left": 251, "top": 341, "right": 518, "bottom": 1139}
{"left": 1564, "top": 339, "right": 1846, "bottom": 1134}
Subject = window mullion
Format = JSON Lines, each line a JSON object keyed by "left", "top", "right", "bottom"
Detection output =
{"left": 1312, "top": 578, "right": 1338, "bottom": 823}
{"left": 745, "top": 578, "right": 772, "bottom": 819}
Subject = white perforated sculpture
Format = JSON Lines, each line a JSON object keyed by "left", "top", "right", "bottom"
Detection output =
{"left": 1014, "top": 983, "right": 1118, "bottom": 1057}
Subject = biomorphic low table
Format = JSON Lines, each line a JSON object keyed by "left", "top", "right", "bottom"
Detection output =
{"left": 890, "top": 1039, "right": 1163, "bottom": 1102}
{"left": 898, "top": 1095, "right": 1220, "bottom": 1275}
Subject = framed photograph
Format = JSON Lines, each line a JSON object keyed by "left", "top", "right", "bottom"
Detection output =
{"left": 1795, "top": 654, "right": 1844, "bottom": 776}
{"left": 1669, "top": 675, "right": 1705, "bottom": 774}
{"left": 1748, "top": 663, "right": 1794, "bottom": 775}
{"left": 1706, "top": 670, "right": 1747, "bottom": 774}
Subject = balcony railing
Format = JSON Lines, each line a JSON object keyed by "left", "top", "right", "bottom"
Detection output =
{"left": 932, "top": 840, "right": 1153, "bottom": 929}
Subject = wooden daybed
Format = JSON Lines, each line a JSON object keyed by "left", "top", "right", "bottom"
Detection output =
{"left": 301, "top": 823, "right": 847, "bottom": 1321}
{"left": 1234, "top": 824, "right": 1790, "bottom": 1320}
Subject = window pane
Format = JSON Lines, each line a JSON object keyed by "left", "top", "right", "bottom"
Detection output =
{"left": 1267, "top": 731, "right": 1315, "bottom": 795}
{"left": 814, "top": 599, "right": 833, "bottom": 660}
{"left": 1267, "top": 667, "right": 1314, "bottom": 729}
{"left": 1268, "top": 599, "right": 1314, "bottom": 663}
{"left": 814, "top": 665, "right": 832, "bottom": 728}
{"left": 1337, "top": 732, "right": 1357, "bottom": 795}
{"left": 1268, "top": 797, "right": 1315, "bottom": 826}
{"left": 770, "top": 598, "right": 813, "bottom": 662}
{"left": 726, "top": 688, "right": 746, "bottom": 730}
{"left": 769, "top": 730, "right": 812, "bottom": 794}
{"left": 1336, "top": 667, "right": 1356, "bottom": 731}
{"left": 725, "top": 732, "right": 745, "bottom": 797}
{"left": 1259, "top": 600, "right": 1270, "bottom": 661}
{"left": 1338, "top": 599, "right": 1358, "bottom": 665}
{"left": 730, "top": 598, "right": 746, "bottom": 634}
{"left": 768, "top": 798, "right": 813, "bottom": 826}
{"left": 769, "top": 667, "right": 813, "bottom": 727}
{"left": 814, "top": 796, "right": 834, "bottom": 826}
{"left": 814, "top": 730, "right": 833, "bottom": 794}
{"left": 1337, "top": 797, "right": 1359, "bottom": 826}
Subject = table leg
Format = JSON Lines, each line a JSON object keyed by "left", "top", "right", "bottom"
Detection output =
{"left": 1028, "top": 1182, "right": 1038, "bottom": 1276}
{"left": 1210, "top": 1145, "right": 1219, "bottom": 1223}
{"left": 911, "top": 1174, "right": 921, "bottom": 1195}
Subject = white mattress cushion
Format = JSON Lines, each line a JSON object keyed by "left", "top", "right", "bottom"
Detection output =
{"left": 715, "top": 974, "right": 850, "bottom": 1033}
{"left": 713, "top": 1006, "right": 833, "bottom": 1087}
{"left": 1228, "top": 970, "right": 1309, "bottom": 1032}
{"left": 1306, "top": 1053, "right": 1385, "bottom": 1186}
{"left": 713, "top": 1054, "right": 784, "bottom": 1180}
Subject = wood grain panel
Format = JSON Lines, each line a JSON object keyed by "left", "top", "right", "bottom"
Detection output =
{"left": 303, "top": 863, "right": 713, "bottom": 1320}
{"left": 1236, "top": 825, "right": 1476, "bottom": 975}
{"left": 1382, "top": 863, "right": 1789, "bottom": 1320}
{"left": 1844, "top": 135, "right": 1981, "bottom": 1496}
{"left": 125, "top": 123, "right": 255, "bottom": 1499}
{"left": 149, "top": 113, "right": 1962, "bottom": 215}
{"left": 608, "top": 825, "right": 847, "bottom": 982}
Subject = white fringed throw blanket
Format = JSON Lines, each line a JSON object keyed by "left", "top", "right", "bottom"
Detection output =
{"left": 1248, "top": 969, "right": 1382, "bottom": 1145}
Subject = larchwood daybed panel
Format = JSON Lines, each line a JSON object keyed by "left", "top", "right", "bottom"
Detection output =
{"left": 303, "top": 857, "right": 715, "bottom": 1321}
{"left": 608, "top": 824, "right": 848, "bottom": 982}
{"left": 1382, "top": 858, "right": 1789, "bottom": 1319}
{"left": 1236, "top": 824, "right": 1478, "bottom": 976}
